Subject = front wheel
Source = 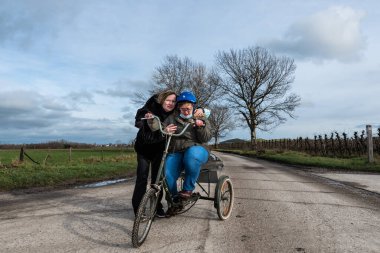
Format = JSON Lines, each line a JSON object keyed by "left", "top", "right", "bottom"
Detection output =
{"left": 131, "top": 188, "right": 158, "bottom": 247}
{"left": 215, "top": 176, "right": 234, "bottom": 220}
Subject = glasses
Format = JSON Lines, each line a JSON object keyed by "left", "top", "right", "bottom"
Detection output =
{"left": 179, "top": 108, "right": 192, "bottom": 113}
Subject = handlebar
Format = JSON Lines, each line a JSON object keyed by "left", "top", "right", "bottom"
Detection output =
{"left": 141, "top": 115, "right": 191, "bottom": 137}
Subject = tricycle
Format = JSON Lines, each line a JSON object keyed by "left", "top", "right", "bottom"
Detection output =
{"left": 131, "top": 116, "right": 234, "bottom": 247}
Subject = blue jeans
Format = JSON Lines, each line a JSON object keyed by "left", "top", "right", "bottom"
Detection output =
{"left": 165, "top": 146, "right": 209, "bottom": 196}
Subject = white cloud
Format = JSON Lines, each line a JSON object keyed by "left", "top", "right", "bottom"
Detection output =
{"left": 265, "top": 6, "right": 367, "bottom": 62}
{"left": 65, "top": 90, "right": 95, "bottom": 105}
{"left": 0, "top": 89, "right": 137, "bottom": 144}
{"left": 0, "top": 90, "right": 70, "bottom": 128}
{"left": 96, "top": 79, "right": 151, "bottom": 98}
{"left": 0, "top": 1, "right": 379, "bottom": 144}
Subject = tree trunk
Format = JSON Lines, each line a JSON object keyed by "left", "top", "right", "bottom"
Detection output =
{"left": 250, "top": 128, "right": 257, "bottom": 150}
{"left": 214, "top": 134, "right": 218, "bottom": 149}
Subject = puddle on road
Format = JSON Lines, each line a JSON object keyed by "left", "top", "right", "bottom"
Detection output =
{"left": 76, "top": 178, "right": 127, "bottom": 189}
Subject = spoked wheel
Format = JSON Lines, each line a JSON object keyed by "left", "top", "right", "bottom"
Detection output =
{"left": 215, "top": 175, "right": 234, "bottom": 220}
{"left": 131, "top": 188, "right": 158, "bottom": 248}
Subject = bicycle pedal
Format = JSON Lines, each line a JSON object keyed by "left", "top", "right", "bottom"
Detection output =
{"left": 181, "top": 194, "right": 199, "bottom": 205}
{"left": 166, "top": 206, "right": 182, "bottom": 217}
{"left": 190, "top": 192, "right": 200, "bottom": 200}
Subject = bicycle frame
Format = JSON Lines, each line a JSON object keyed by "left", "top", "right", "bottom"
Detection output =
{"left": 142, "top": 116, "right": 191, "bottom": 208}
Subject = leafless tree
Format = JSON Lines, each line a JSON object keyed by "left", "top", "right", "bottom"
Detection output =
{"left": 208, "top": 105, "right": 235, "bottom": 148}
{"left": 215, "top": 46, "right": 301, "bottom": 148}
{"left": 151, "top": 55, "right": 222, "bottom": 107}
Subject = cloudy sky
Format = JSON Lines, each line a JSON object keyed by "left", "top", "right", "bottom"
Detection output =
{"left": 0, "top": 0, "right": 379, "bottom": 144}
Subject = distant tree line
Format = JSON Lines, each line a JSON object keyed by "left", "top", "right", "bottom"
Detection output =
{"left": 0, "top": 140, "right": 129, "bottom": 150}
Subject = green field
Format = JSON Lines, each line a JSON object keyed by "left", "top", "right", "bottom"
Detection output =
{"left": 0, "top": 148, "right": 137, "bottom": 191}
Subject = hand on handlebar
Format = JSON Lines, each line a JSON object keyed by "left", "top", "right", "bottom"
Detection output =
{"left": 165, "top": 124, "right": 177, "bottom": 134}
{"left": 144, "top": 112, "right": 154, "bottom": 119}
{"left": 143, "top": 115, "right": 190, "bottom": 136}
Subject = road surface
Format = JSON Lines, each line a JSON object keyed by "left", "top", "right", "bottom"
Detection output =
{"left": 0, "top": 152, "right": 379, "bottom": 252}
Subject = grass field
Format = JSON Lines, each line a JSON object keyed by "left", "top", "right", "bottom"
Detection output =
{"left": 0, "top": 148, "right": 137, "bottom": 191}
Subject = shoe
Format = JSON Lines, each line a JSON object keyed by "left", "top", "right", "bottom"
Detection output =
{"left": 179, "top": 190, "right": 192, "bottom": 199}
{"left": 173, "top": 195, "right": 182, "bottom": 203}
{"left": 155, "top": 208, "right": 166, "bottom": 218}
{"left": 165, "top": 206, "right": 178, "bottom": 217}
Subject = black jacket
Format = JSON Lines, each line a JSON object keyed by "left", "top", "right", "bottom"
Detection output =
{"left": 133, "top": 95, "right": 172, "bottom": 159}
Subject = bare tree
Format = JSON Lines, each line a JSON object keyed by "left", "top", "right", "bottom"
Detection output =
{"left": 215, "top": 46, "right": 301, "bottom": 148}
{"left": 208, "top": 105, "right": 235, "bottom": 148}
{"left": 151, "top": 55, "right": 222, "bottom": 107}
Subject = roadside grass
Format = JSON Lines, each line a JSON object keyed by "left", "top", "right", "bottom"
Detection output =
{"left": 0, "top": 148, "right": 137, "bottom": 191}
{"left": 217, "top": 149, "right": 380, "bottom": 173}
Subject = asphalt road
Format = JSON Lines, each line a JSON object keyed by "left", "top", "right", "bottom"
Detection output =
{"left": 0, "top": 152, "right": 379, "bottom": 253}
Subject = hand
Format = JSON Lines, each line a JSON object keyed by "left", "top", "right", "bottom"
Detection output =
{"left": 144, "top": 112, "right": 153, "bottom": 119}
{"left": 165, "top": 124, "right": 177, "bottom": 133}
{"left": 195, "top": 119, "right": 205, "bottom": 127}
{"left": 193, "top": 109, "right": 204, "bottom": 119}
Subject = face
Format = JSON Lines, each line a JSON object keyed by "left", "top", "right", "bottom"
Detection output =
{"left": 162, "top": 94, "right": 176, "bottom": 112}
{"left": 179, "top": 103, "right": 194, "bottom": 117}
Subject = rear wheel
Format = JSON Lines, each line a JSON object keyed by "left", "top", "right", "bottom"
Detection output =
{"left": 215, "top": 176, "right": 234, "bottom": 220}
{"left": 131, "top": 188, "right": 157, "bottom": 247}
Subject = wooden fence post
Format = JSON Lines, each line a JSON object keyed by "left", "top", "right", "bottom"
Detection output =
{"left": 366, "top": 125, "right": 374, "bottom": 163}
{"left": 19, "top": 147, "right": 24, "bottom": 162}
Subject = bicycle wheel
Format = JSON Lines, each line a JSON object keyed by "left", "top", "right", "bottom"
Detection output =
{"left": 215, "top": 175, "right": 234, "bottom": 220}
{"left": 132, "top": 188, "right": 158, "bottom": 247}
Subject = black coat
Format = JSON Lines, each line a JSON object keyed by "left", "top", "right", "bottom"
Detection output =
{"left": 133, "top": 95, "right": 172, "bottom": 159}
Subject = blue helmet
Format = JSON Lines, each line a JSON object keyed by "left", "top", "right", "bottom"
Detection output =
{"left": 177, "top": 91, "right": 197, "bottom": 104}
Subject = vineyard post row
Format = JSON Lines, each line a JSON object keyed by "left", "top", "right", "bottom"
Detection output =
{"left": 217, "top": 125, "right": 379, "bottom": 162}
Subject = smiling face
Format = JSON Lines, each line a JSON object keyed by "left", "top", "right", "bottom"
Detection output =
{"left": 162, "top": 94, "right": 176, "bottom": 112}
